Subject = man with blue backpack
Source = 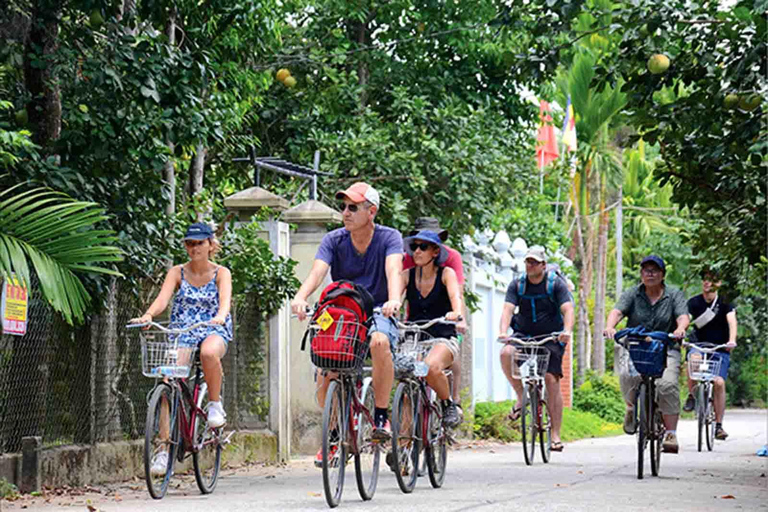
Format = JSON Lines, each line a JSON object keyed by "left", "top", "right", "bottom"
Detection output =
{"left": 498, "top": 246, "right": 575, "bottom": 452}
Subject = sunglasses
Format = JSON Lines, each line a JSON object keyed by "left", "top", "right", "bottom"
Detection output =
{"left": 184, "top": 239, "right": 207, "bottom": 247}
{"left": 339, "top": 203, "right": 363, "bottom": 213}
{"left": 410, "top": 242, "right": 435, "bottom": 252}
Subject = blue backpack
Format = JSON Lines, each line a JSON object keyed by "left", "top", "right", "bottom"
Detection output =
{"left": 516, "top": 270, "right": 560, "bottom": 324}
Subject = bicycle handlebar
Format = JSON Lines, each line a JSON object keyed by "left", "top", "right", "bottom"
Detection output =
{"left": 394, "top": 315, "right": 462, "bottom": 331}
{"left": 683, "top": 341, "right": 734, "bottom": 353}
{"left": 126, "top": 321, "right": 215, "bottom": 334}
{"left": 497, "top": 333, "right": 559, "bottom": 346}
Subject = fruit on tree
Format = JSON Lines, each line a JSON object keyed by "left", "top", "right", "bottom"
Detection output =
{"left": 723, "top": 94, "right": 739, "bottom": 110}
{"left": 89, "top": 9, "right": 104, "bottom": 28}
{"left": 275, "top": 68, "right": 291, "bottom": 83}
{"left": 739, "top": 94, "right": 762, "bottom": 111}
{"left": 647, "top": 54, "right": 670, "bottom": 74}
{"left": 283, "top": 76, "right": 297, "bottom": 88}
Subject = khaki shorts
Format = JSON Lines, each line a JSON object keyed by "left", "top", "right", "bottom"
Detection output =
{"left": 433, "top": 337, "right": 460, "bottom": 361}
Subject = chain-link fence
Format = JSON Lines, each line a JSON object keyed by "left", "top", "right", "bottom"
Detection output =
{"left": 0, "top": 277, "right": 270, "bottom": 455}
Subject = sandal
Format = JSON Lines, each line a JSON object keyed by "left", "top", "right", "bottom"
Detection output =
{"left": 507, "top": 405, "right": 522, "bottom": 422}
{"left": 551, "top": 441, "right": 564, "bottom": 452}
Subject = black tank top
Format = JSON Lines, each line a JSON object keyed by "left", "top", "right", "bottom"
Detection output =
{"left": 406, "top": 266, "right": 456, "bottom": 339}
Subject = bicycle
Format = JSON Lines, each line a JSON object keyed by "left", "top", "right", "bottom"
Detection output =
{"left": 127, "top": 321, "right": 232, "bottom": 499}
{"left": 498, "top": 333, "right": 557, "bottom": 466}
{"left": 684, "top": 341, "right": 729, "bottom": 452}
{"left": 389, "top": 316, "right": 458, "bottom": 493}
{"left": 613, "top": 327, "right": 674, "bottom": 480}
{"left": 299, "top": 308, "right": 381, "bottom": 509}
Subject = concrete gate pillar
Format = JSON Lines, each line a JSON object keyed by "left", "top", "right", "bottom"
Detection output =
{"left": 282, "top": 200, "right": 342, "bottom": 455}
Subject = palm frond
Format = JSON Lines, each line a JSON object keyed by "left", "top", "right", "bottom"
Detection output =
{"left": 0, "top": 180, "right": 123, "bottom": 325}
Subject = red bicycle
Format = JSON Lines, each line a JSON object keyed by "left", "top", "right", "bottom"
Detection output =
{"left": 128, "top": 321, "right": 231, "bottom": 499}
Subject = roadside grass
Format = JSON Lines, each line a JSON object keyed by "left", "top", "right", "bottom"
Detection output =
{"left": 472, "top": 400, "right": 622, "bottom": 443}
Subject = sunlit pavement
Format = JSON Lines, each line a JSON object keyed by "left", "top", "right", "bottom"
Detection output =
{"left": 7, "top": 409, "right": 767, "bottom": 512}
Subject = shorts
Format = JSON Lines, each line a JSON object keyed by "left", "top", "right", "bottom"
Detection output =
{"left": 686, "top": 349, "right": 730, "bottom": 380}
{"left": 368, "top": 312, "right": 399, "bottom": 352}
{"left": 433, "top": 337, "right": 460, "bottom": 361}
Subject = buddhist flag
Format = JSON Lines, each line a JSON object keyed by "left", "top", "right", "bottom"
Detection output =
{"left": 562, "top": 96, "right": 577, "bottom": 152}
{"left": 536, "top": 100, "right": 559, "bottom": 170}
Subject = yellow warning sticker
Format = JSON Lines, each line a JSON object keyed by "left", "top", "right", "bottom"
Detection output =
{"left": 317, "top": 310, "right": 334, "bottom": 331}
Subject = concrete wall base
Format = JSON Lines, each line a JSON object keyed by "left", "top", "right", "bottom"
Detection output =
{"left": 0, "top": 430, "right": 277, "bottom": 492}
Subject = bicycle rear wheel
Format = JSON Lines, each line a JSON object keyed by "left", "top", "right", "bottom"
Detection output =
{"left": 539, "top": 389, "right": 551, "bottom": 463}
{"left": 636, "top": 382, "right": 647, "bottom": 480}
{"left": 322, "top": 379, "right": 346, "bottom": 508}
{"left": 354, "top": 378, "right": 380, "bottom": 501}
{"left": 697, "top": 383, "right": 706, "bottom": 452}
{"left": 521, "top": 384, "right": 537, "bottom": 466}
{"left": 193, "top": 382, "right": 222, "bottom": 494}
{"left": 426, "top": 392, "right": 447, "bottom": 488}
{"left": 144, "top": 384, "right": 178, "bottom": 499}
{"left": 705, "top": 386, "right": 715, "bottom": 451}
{"left": 391, "top": 381, "right": 419, "bottom": 493}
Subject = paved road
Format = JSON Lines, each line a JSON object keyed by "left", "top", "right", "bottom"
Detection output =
{"left": 5, "top": 410, "right": 767, "bottom": 512}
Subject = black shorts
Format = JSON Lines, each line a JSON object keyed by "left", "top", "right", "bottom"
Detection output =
{"left": 511, "top": 335, "right": 565, "bottom": 378}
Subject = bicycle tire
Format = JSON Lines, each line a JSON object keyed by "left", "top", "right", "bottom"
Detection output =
{"left": 426, "top": 390, "right": 447, "bottom": 488}
{"left": 144, "top": 384, "right": 178, "bottom": 499}
{"left": 650, "top": 382, "right": 662, "bottom": 477}
{"left": 636, "top": 382, "right": 647, "bottom": 480}
{"left": 539, "top": 386, "right": 551, "bottom": 463}
{"left": 521, "top": 384, "right": 536, "bottom": 466}
{"left": 354, "top": 378, "right": 379, "bottom": 501}
{"left": 322, "top": 379, "right": 346, "bottom": 508}
{"left": 391, "top": 382, "right": 419, "bottom": 493}
{"left": 193, "top": 382, "right": 222, "bottom": 494}
{"left": 706, "top": 385, "right": 715, "bottom": 451}
{"left": 697, "top": 383, "right": 706, "bottom": 452}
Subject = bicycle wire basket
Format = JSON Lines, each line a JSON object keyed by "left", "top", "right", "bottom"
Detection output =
{"left": 139, "top": 328, "right": 197, "bottom": 379}
{"left": 626, "top": 336, "right": 667, "bottom": 377}
{"left": 308, "top": 320, "right": 371, "bottom": 372}
{"left": 510, "top": 345, "right": 550, "bottom": 381}
{"left": 687, "top": 351, "right": 722, "bottom": 381}
{"left": 394, "top": 331, "right": 433, "bottom": 379}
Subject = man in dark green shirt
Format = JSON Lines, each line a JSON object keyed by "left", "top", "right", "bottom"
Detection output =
{"left": 604, "top": 255, "right": 689, "bottom": 454}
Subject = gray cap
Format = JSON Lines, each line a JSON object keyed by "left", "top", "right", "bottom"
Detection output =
{"left": 524, "top": 246, "right": 546, "bottom": 262}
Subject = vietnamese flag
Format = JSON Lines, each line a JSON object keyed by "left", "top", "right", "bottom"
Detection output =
{"left": 536, "top": 100, "right": 559, "bottom": 169}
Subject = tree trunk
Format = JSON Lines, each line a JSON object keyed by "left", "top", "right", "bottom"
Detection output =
{"left": 592, "top": 175, "right": 609, "bottom": 375}
{"left": 188, "top": 143, "right": 206, "bottom": 197}
{"left": 24, "top": 1, "right": 62, "bottom": 151}
{"left": 356, "top": 21, "right": 369, "bottom": 110}
{"left": 573, "top": 174, "right": 590, "bottom": 384}
{"left": 614, "top": 185, "right": 623, "bottom": 373}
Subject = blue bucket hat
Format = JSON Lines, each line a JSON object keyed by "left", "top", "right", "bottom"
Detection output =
{"left": 184, "top": 222, "right": 215, "bottom": 241}
{"left": 640, "top": 255, "right": 666, "bottom": 274}
{"left": 404, "top": 230, "right": 449, "bottom": 265}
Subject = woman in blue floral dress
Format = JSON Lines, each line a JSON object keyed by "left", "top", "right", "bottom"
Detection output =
{"left": 131, "top": 222, "right": 232, "bottom": 474}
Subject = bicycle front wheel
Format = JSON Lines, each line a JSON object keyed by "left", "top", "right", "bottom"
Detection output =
{"left": 354, "top": 377, "right": 379, "bottom": 501}
{"left": 322, "top": 379, "right": 346, "bottom": 508}
{"left": 705, "top": 385, "right": 715, "bottom": 451}
{"left": 539, "top": 389, "right": 551, "bottom": 463}
{"left": 636, "top": 382, "right": 647, "bottom": 480}
{"left": 697, "top": 383, "right": 706, "bottom": 452}
{"left": 521, "top": 384, "right": 536, "bottom": 466}
{"left": 193, "top": 382, "right": 223, "bottom": 494}
{"left": 426, "top": 391, "right": 447, "bottom": 488}
{"left": 391, "top": 381, "right": 419, "bottom": 493}
{"left": 144, "top": 384, "right": 178, "bottom": 499}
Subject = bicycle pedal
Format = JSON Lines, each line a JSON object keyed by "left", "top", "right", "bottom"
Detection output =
{"left": 220, "top": 431, "right": 235, "bottom": 445}
{"left": 446, "top": 434, "right": 457, "bottom": 446}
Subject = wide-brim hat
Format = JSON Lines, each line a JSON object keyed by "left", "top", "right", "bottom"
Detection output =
{"left": 409, "top": 217, "right": 448, "bottom": 242}
{"left": 404, "top": 230, "right": 449, "bottom": 265}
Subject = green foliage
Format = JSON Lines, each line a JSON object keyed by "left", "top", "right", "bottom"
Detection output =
{"left": 472, "top": 399, "right": 622, "bottom": 442}
{"left": 0, "top": 477, "right": 18, "bottom": 499}
{"left": 0, "top": 179, "right": 123, "bottom": 324}
{"left": 573, "top": 371, "right": 625, "bottom": 424}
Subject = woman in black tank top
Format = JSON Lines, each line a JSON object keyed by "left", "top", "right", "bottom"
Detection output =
{"left": 398, "top": 230, "right": 463, "bottom": 428}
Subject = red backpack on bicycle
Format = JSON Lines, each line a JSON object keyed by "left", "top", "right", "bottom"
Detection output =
{"left": 301, "top": 280, "right": 375, "bottom": 369}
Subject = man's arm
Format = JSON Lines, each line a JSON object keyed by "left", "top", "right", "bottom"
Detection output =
{"left": 381, "top": 253, "right": 403, "bottom": 317}
{"left": 559, "top": 301, "right": 575, "bottom": 343}
{"left": 726, "top": 310, "right": 737, "bottom": 348}
{"left": 673, "top": 314, "right": 690, "bottom": 338}
{"left": 604, "top": 309, "right": 624, "bottom": 339}
{"left": 290, "top": 259, "right": 330, "bottom": 320}
{"left": 499, "top": 302, "right": 515, "bottom": 338}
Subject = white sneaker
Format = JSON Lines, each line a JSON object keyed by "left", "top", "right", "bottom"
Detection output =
{"left": 207, "top": 401, "right": 227, "bottom": 428}
{"left": 150, "top": 452, "right": 169, "bottom": 476}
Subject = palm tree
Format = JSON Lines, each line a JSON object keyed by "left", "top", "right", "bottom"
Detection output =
{"left": 0, "top": 179, "right": 123, "bottom": 325}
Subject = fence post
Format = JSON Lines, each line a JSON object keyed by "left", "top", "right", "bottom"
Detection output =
{"left": 20, "top": 436, "right": 41, "bottom": 493}
{"left": 282, "top": 200, "right": 341, "bottom": 455}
